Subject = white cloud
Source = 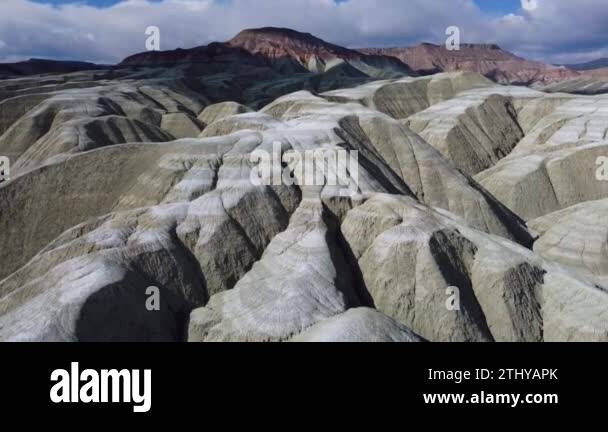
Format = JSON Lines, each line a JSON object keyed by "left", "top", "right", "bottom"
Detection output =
{"left": 488, "top": 0, "right": 608, "bottom": 62}
{"left": 0, "top": 0, "right": 606, "bottom": 64}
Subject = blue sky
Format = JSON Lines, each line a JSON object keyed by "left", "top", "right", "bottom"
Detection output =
{"left": 4, "top": 0, "right": 608, "bottom": 65}
{"left": 32, "top": 0, "right": 121, "bottom": 5}
{"left": 33, "top": 0, "right": 524, "bottom": 13}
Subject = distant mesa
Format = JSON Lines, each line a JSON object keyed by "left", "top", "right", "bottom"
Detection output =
{"left": 119, "top": 27, "right": 582, "bottom": 86}
{"left": 0, "top": 27, "right": 592, "bottom": 87}
{"left": 564, "top": 58, "right": 608, "bottom": 71}
{"left": 358, "top": 43, "right": 580, "bottom": 85}
{"left": 120, "top": 27, "right": 416, "bottom": 79}
{"left": 0, "top": 58, "right": 107, "bottom": 79}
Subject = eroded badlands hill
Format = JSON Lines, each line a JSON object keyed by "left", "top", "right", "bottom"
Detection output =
{"left": 0, "top": 51, "right": 606, "bottom": 342}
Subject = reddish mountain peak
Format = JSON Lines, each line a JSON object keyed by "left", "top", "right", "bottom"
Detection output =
{"left": 232, "top": 27, "right": 327, "bottom": 45}
{"left": 117, "top": 26, "right": 414, "bottom": 78}
{"left": 228, "top": 27, "right": 355, "bottom": 60}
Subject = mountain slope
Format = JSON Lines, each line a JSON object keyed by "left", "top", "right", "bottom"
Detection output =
{"left": 0, "top": 58, "right": 105, "bottom": 79}
{"left": 227, "top": 27, "right": 356, "bottom": 62}
{"left": 120, "top": 27, "right": 415, "bottom": 79}
{"left": 227, "top": 27, "right": 416, "bottom": 78}
{"left": 565, "top": 58, "right": 608, "bottom": 71}
{"left": 360, "top": 43, "right": 579, "bottom": 85}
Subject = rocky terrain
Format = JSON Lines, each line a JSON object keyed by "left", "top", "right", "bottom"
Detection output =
{"left": 541, "top": 58, "right": 608, "bottom": 94}
{"left": 538, "top": 70, "right": 608, "bottom": 95}
{"left": 587, "top": 68, "right": 608, "bottom": 78}
{"left": 0, "top": 28, "right": 607, "bottom": 342}
{"left": 360, "top": 43, "right": 579, "bottom": 86}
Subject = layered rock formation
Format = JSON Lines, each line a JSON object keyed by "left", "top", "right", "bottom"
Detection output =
{"left": 0, "top": 29, "right": 607, "bottom": 343}
{"left": 587, "top": 68, "right": 608, "bottom": 78}
{"left": 121, "top": 27, "right": 415, "bottom": 82}
{"left": 475, "top": 94, "right": 608, "bottom": 220}
{"left": 541, "top": 76, "right": 608, "bottom": 95}
{"left": 361, "top": 43, "right": 579, "bottom": 86}
{"left": 529, "top": 200, "right": 608, "bottom": 287}
{"left": 227, "top": 27, "right": 415, "bottom": 79}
